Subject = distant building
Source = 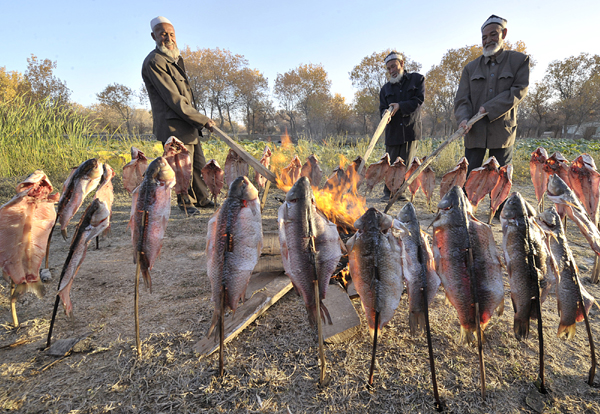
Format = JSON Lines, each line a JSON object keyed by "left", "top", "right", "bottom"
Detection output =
{"left": 565, "top": 122, "right": 600, "bottom": 140}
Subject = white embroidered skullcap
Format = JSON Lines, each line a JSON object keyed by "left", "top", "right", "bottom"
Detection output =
{"left": 151, "top": 16, "right": 173, "bottom": 30}
{"left": 481, "top": 15, "right": 507, "bottom": 32}
{"left": 384, "top": 51, "right": 403, "bottom": 64}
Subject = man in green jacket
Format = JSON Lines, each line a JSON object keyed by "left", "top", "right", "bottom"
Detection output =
{"left": 454, "top": 14, "right": 529, "bottom": 174}
{"left": 142, "top": 16, "right": 216, "bottom": 213}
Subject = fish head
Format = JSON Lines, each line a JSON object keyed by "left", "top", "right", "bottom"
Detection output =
{"left": 433, "top": 186, "right": 471, "bottom": 226}
{"left": 394, "top": 202, "right": 420, "bottom": 236}
{"left": 90, "top": 199, "right": 111, "bottom": 228}
{"left": 286, "top": 176, "right": 313, "bottom": 204}
{"left": 483, "top": 156, "right": 500, "bottom": 171}
{"left": 77, "top": 158, "right": 104, "bottom": 181}
{"left": 397, "top": 202, "right": 418, "bottom": 224}
{"left": 16, "top": 170, "right": 54, "bottom": 198}
{"left": 537, "top": 206, "right": 562, "bottom": 234}
{"left": 546, "top": 174, "right": 569, "bottom": 198}
{"left": 146, "top": 157, "right": 175, "bottom": 183}
{"left": 229, "top": 176, "right": 258, "bottom": 201}
{"left": 500, "top": 192, "right": 527, "bottom": 221}
{"left": 163, "top": 136, "right": 187, "bottom": 156}
{"left": 354, "top": 207, "right": 392, "bottom": 232}
{"left": 531, "top": 147, "right": 548, "bottom": 163}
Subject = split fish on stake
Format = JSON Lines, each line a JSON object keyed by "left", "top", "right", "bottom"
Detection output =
{"left": 439, "top": 157, "right": 468, "bottom": 200}
{"left": 255, "top": 145, "right": 272, "bottom": 190}
{"left": 300, "top": 154, "right": 323, "bottom": 188}
{"left": 162, "top": 136, "right": 192, "bottom": 200}
{"left": 201, "top": 159, "right": 225, "bottom": 206}
{"left": 122, "top": 147, "right": 149, "bottom": 194}
{"left": 530, "top": 147, "right": 549, "bottom": 210}
{"left": 224, "top": 148, "right": 249, "bottom": 188}
{"left": 464, "top": 156, "right": 500, "bottom": 212}
{"left": 364, "top": 153, "right": 390, "bottom": 195}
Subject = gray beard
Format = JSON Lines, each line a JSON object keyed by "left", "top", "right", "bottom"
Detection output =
{"left": 389, "top": 69, "right": 405, "bottom": 84}
{"left": 157, "top": 43, "right": 180, "bottom": 60}
{"left": 483, "top": 41, "right": 502, "bottom": 57}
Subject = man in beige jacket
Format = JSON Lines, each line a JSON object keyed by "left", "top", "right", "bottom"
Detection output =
{"left": 454, "top": 15, "right": 529, "bottom": 174}
{"left": 142, "top": 16, "right": 216, "bottom": 213}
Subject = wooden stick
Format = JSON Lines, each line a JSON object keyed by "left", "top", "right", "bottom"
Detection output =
{"left": 357, "top": 107, "right": 393, "bottom": 176}
{"left": 212, "top": 127, "right": 277, "bottom": 184}
{"left": 260, "top": 179, "right": 272, "bottom": 213}
{"left": 385, "top": 112, "right": 487, "bottom": 214}
{"left": 467, "top": 247, "right": 486, "bottom": 398}
{"left": 134, "top": 209, "right": 147, "bottom": 357}
{"left": 368, "top": 311, "right": 379, "bottom": 386}
{"left": 10, "top": 281, "right": 18, "bottom": 328}
{"left": 219, "top": 286, "right": 225, "bottom": 377}
{"left": 314, "top": 275, "right": 327, "bottom": 385}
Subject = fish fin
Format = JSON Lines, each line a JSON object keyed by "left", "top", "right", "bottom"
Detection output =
{"left": 306, "top": 303, "right": 317, "bottom": 326}
{"left": 557, "top": 323, "right": 576, "bottom": 340}
{"left": 12, "top": 281, "right": 46, "bottom": 300}
{"left": 207, "top": 311, "right": 219, "bottom": 342}
{"left": 320, "top": 301, "right": 333, "bottom": 325}
{"left": 141, "top": 268, "right": 152, "bottom": 293}
{"left": 409, "top": 311, "right": 425, "bottom": 337}
{"left": 459, "top": 326, "right": 475, "bottom": 345}
{"left": 513, "top": 316, "right": 530, "bottom": 341}
{"left": 346, "top": 234, "right": 357, "bottom": 253}
{"left": 61, "top": 228, "right": 68, "bottom": 241}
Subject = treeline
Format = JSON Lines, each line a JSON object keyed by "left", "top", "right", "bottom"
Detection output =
{"left": 2, "top": 47, "right": 599, "bottom": 140}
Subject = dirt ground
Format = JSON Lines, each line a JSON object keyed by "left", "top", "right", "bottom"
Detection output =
{"left": 1, "top": 179, "right": 600, "bottom": 414}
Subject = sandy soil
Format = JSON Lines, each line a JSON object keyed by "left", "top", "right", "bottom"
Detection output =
{"left": 1, "top": 180, "right": 599, "bottom": 414}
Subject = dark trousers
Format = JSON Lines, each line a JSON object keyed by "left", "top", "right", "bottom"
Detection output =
{"left": 465, "top": 146, "right": 514, "bottom": 175}
{"left": 174, "top": 141, "right": 211, "bottom": 207}
{"left": 383, "top": 140, "right": 418, "bottom": 197}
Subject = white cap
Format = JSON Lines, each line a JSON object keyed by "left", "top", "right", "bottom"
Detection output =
{"left": 481, "top": 15, "right": 507, "bottom": 32}
{"left": 384, "top": 51, "right": 403, "bottom": 65}
{"left": 151, "top": 16, "right": 173, "bottom": 30}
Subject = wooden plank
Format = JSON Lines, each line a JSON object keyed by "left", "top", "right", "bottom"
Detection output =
{"left": 194, "top": 271, "right": 292, "bottom": 357}
{"left": 212, "top": 126, "right": 278, "bottom": 184}
{"left": 357, "top": 107, "right": 392, "bottom": 175}
{"left": 345, "top": 280, "right": 359, "bottom": 300}
{"left": 323, "top": 283, "right": 361, "bottom": 344}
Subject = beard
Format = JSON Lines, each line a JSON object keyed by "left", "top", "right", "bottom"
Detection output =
{"left": 483, "top": 40, "right": 503, "bottom": 57}
{"left": 389, "top": 68, "right": 405, "bottom": 84}
{"left": 157, "top": 42, "right": 180, "bottom": 60}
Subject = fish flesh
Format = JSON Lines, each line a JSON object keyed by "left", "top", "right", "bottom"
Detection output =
{"left": 364, "top": 153, "right": 390, "bottom": 195}
{"left": 489, "top": 164, "right": 513, "bottom": 219}
{"left": 347, "top": 207, "right": 402, "bottom": 337}
{"left": 122, "top": 147, "right": 149, "bottom": 194}
{"left": 546, "top": 174, "right": 600, "bottom": 256}
{"left": 95, "top": 164, "right": 115, "bottom": 210}
{"left": 339, "top": 156, "right": 364, "bottom": 195}
{"left": 537, "top": 207, "right": 596, "bottom": 339}
{"left": 224, "top": 149, "right": 249, "bottom": 188}
{"left": 393, "top": 203, "right": 440, "bottom": 336}
{"left": 464, "top": 156, "right": 500, "bottom": 211}
{"left": 0, "top": 171, "right": 58, "bottom": 299}
{"left": 544, "top": 152, "right": 571, "bottom": 219}
{"left": 529, "top": 147, "right": 549, "bottom": 208}
{"left": 255, "top": 145, "right": 272, "bottom": 189}
{"left": 163, "top": 136, "right": 192, "bottom": 197}
{"left": 432, "top": 186, "right": 504, "bottom": 343}
{"left": 419, "top": 159, "right": 435, "bottom": 210}
{"left": 500, "top": 192, "right": 556, "bottom": 340}
{"left": 323, "top": 166, "right": 345, "bottom": 193}
{"left": 278, "top": 177, "right": 344, "bottom": 325}
{"left": 129, "top": 157, "right": 176, "bottom": 291}
{"left": 58, "top": 198, "right": 111, "bottom": 317}
{"left": 280, "top": 155, "right": 302, "bottom": 188}
{"left": 301, "top": 154, "right": 323, "bottom": 187}
{"left": 57, "top": 159, "right": 103, "bottom": 240}
{"left": 206, "top": 176, "right": 263, "bottom": 337}
{"left": 201, "top": 159, "right": 225, "bottom": 204}
{"left": 568, "top": 154, "right": 600, "bottom": 224}
{"left": 405, "top": 157, "right": 422, "bottom": 202}
{"left": 440, "top": 157, "right": 469, "bottom": 199}
{"left": 384, "top": 157, "right": 407, "bottom": 197}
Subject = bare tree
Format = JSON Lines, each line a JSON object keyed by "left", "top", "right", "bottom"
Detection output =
{"left": 96, "top": 83, "right": 136, "bottom": 135}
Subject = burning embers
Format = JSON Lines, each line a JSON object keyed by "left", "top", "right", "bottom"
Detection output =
{"left": 276, "top": 154, "right": 366, "bottom": 232}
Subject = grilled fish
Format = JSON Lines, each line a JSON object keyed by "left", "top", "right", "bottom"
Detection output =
{"left": 58, "top": 198, "right": 111, "bottom": 316}
{"left": 501, "top": 192, "right": 556, "bottom": 340}
{"left": 568, "top": 154, "right": 600, "bottom": 224}
{"left": 530, "top": 147, "right": 549, "bottom": 208}
{"left": 364, "top": 153, "right": 390, "bottom": 195}
{"left": 280, "top": 155, "right": 302, "bottom": 188}
{"left": 301, "top": 154, "right": 323, "bottom": 187}
{"left": 419, "top": 158, "right": 435, "bottom": 210}
{"left": 544, "top": 152, "right": 571, "bottom": 219}
{"left": 490, "top": 164, "right": 513, "bottom": 219}
{"left": 163, "top": 136, "right": 192, "bottom": 197}
{"left": 57, "top": 158, "right": 103, "bottom": 240}
{"left": 394, "top": 203, "right": 440, "bottom": 336}
{"left": 432, "top": 186, "right": 504, "bottom": 343}
{"left": 255, "top": 145, "right": 272, "bottom": 189}
{"left": 122, "top": 147, "right": 149, "bottom": 194}
{"left": 384, "top": 157, "right": 406, "bottom": 197}
{"left": 206, "top": 176, "right": 263, "bottom": 337}
{"left": 0, "top": 171, "right": 58, "bottom": 299}
{"left": 278, "top": 177, "right": 343, "bottom": 325}
{"left": 405, "top": 157, "right": 422, "bottom": 202}
{"left": 201, "top": 159, "right": 225, "bottom": 204}
{"left": 538, "top": 207, "right": 596, "bottom": 339}
{"left": 347, "top": 207, "right": 403, "bottom": 337}
{"left": 224, "top": 149, "right": 249, "bottom": 188}
{"left": 440, "top": 157, "right": 469, "bottom": 199}
{"left": 129, "top": 157, "right": 175, "bottom": 291}
{"left": 464, "top": 156, "right": 500, "bottom": 211}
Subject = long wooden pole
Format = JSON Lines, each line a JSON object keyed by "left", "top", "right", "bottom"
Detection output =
{"left": 384, "top": 112, "right": 488, "bottom": 214}
{"left": 357, "top": 107, "right": 393, "bottom": 176}
{"left": 211, "top": 127, "right": 277, "bottom": 184}
{"left": 467, "top": 246, "right": 486, "bottom": 398}
{"left": 134, "top": 209, "right": 147, "bottom": 357}
{"left": 368, "top": 312, "right": 380, "bottom": 386}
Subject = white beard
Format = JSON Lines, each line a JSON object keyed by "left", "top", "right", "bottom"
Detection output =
{"left": 483, "top": 41, "right": 502, "bottom": 57}
{"left": 157, "top": 43, "right": 180, "bottom": 60}
{"left": 389, "top": 69, "right": 405, "bottom": 84}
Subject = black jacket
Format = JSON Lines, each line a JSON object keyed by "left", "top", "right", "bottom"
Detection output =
{"left": 379, "top": 72, "right": 425, "bottom": 146}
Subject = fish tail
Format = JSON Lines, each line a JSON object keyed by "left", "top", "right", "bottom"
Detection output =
{"left": 207, "top": 311, "right": 220, "bottom": 342}
{"left": 557, "top": 322, "right": 576, "bottom": 340}
{"left": 306, "top": 304, "right": 318, "bottom": 326}
{"left": 141, "top": 268, "right": 152, "bottom": 293}
{"left": 12, "top": 281, "right": 46, "bottom": 300}
{"left": 513, "top": 316, "right": 530, "bottom": 341}
{"left": 59, "top": 290, "right": 74, "bottom": 318}
{"left": 409, "top": 311, "right": 425, "bottom": 337}
{"left": 320, "top": 301, "right": 333, "bottom": 325}
{"left": 459, "top": 326, "right": 475, "bottom": 345}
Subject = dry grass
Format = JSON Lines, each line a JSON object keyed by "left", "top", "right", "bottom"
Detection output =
{"left": 1, "top": 155, "right": 600, "bottom": 413}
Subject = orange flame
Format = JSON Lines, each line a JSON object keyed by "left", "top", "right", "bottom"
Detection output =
{"left": 281, "top": 128, "right": 292, "bottom": 149}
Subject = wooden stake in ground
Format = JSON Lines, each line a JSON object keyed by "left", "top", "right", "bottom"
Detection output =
{"left": 357, "top": 106, "right": 393, "bottom": 176}
{"left": 308, "top": 229, "right": 328, "bottom": 385}
{"left": 219, "top": 286, "right": 225, "bottom": 377}
{"left": 384, "top": 112, "right": 487, "bottom": 214}
{"left": 466, "top": 246, "right": 486, "bottom": 398}
{"left": 10, "top": 281, "right": 18, "bottom": 328}
{"left": 368, "top": 311, "right": 380, "bottom": 387}
{"left": 260, "top": 178, "right": 271, "bottom": 213}
{"left": 211, "top": 126, "right": 277, "bottom": 184}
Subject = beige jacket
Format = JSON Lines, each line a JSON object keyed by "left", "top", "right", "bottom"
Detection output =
{"left": 454, "top": 49, "right": 529, "bottom": 149}
{"left": 142, "top": 49, "right": 211, "bottom": 144}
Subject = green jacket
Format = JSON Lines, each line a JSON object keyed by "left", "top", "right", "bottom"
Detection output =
{"left": 454, "top": 49, "right": 529, "bottom": 149}
{"left": 142, "top": 49, "right": 211, "bottom": 144}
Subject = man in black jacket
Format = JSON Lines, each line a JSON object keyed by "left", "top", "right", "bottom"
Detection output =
{"left": 379, "top": 51, "right": 425, "bottom": 201}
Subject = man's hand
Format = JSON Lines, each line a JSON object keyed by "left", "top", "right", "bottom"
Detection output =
{"left": 459, "top": 107, "right": 485, "bottom": 133}
{"left": 389, "top": 103, "right": 400, "bottom": 117}
{"left": 205, "top": 119, "right": 215, "bottom": 132}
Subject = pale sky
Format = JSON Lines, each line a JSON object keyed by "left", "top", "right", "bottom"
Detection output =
{"left": 3, "top": 0, "right": 599, "bottom": 108}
